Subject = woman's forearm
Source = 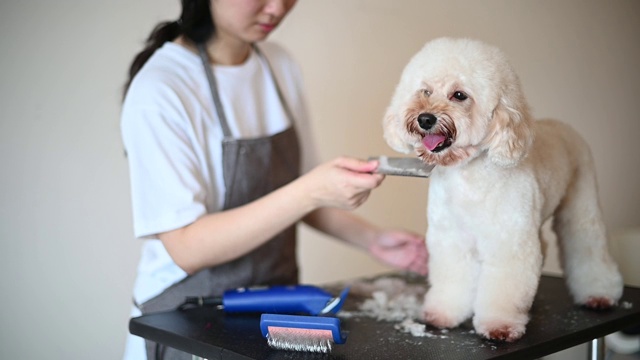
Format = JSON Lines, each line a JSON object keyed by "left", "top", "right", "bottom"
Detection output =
{"left": 304, "top": 207, "right": 429, "bottom": 276}
{"left": 303, "top": 207, "right": 380, "bottom": 250}
{"left": 159, "top": 177, "right": 315, "bottom": 274}
{"left": 158, "top": 157, "right": 383, "bottom": 274}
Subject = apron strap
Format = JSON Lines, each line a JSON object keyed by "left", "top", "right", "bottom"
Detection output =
{"left": 197, "top": 43, "right": 295, "bottom": 139}
{"left": 251, "top": 44, "right": 296, "bottom": 127}
{"left": 197, "top": 43, "right": 233, "bottom": 138}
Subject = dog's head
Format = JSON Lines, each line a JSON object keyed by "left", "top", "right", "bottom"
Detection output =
{"left": 383, "top": 37, "right": 534, "bottom": 167}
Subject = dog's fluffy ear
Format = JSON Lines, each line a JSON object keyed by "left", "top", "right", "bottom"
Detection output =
{"left": 484, "top": 93, "right": 534, "bottom": 167}
{"left": 383, "top": 108, "right": 413, "bottom": 154}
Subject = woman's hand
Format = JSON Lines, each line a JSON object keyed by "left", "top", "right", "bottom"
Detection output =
{"left": 301, "top": 157, "right": 385, "bottom": 210}
{"left": 299, "top": 157, "right": 428, "bottom": 276}
{"left": 369, "top": 230, "right": 428, "bottom": 275}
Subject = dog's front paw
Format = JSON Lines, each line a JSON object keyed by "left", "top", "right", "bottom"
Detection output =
{"left": 422, "top": 294, "right": 471, "bottom": 329}
{"left": 473, "top": 314, "right": 528, "bottom": 342}
{"left": 478, "top": 323, "right": 525, "bottom": 342}
{"left": 582, "top": 296, "right": 616, "bottom": 310}
{"left": 423, "top": 307, "right": 460, "bottom": 329}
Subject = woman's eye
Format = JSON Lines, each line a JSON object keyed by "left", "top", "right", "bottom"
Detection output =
{"left": 451, "top": 91, "right": 468, "bottom": 101}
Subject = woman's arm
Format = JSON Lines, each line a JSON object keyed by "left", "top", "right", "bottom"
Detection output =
{"left": 159, "top": 157, "right": 384, "bottom": 274}
{"left": 303, "top": 207, "right": 429, "bottom": 275}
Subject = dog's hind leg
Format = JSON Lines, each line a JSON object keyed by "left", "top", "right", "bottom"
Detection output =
{"left": 553, "top": 158, "right": 623, "bottom": 309}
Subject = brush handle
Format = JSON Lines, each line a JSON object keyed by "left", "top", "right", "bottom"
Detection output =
{"left": 222, "top": 285, "right": 334, "bottom": 315}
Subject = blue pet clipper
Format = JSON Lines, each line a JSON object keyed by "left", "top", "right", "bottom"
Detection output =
{"left": 183, "top": 285, "right": 350, "bottom": 316}
{"left": 222, "top": 285, "right": 349, "bottom": 315}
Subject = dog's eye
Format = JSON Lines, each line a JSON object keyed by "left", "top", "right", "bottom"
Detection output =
{"left": 422, "top": 89, "right": 431, "bottom": 97}
{"left": 451, "top": 91, "right": 468, "bottom": 101}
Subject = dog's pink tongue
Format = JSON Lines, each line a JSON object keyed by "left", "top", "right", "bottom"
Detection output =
{"left": 423, "top": 134, "right": 446, "bottom": 151}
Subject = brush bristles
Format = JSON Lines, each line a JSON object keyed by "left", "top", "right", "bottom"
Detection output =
{"left": 266, "top": 327, "right": 334, "bottom": 353}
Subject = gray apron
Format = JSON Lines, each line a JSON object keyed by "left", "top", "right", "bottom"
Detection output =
{"left": 139, "top": 44, "right": 301, "bottom": 359}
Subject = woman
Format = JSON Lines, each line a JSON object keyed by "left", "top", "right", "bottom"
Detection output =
{"left": 121, "top": 0, "right": 428, "bottom": 358}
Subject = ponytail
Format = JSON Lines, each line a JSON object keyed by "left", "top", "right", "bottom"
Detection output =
{"left": 123, "top": 0, "right": 215, "bottom": 99}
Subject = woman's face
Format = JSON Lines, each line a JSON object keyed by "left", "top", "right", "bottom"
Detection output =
{"left": 211, "top": 0, "right": 297, "bottom": 45}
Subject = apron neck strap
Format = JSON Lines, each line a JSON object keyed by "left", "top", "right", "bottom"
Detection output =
{"left": 197, "top": 43, "right": 296, "bottom": 139}
{"left": 197, "top": 43, "right": 233, "bottom": 138}
{"left": 252, "top": 45, "right": 296, "bottom": 126}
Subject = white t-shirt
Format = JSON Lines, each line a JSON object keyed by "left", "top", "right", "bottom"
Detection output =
{"left": 120, "top": 41, "right": 317, "bottom": 359}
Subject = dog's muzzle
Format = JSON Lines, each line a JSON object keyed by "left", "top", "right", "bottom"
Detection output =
{"left": 417, "top": 112, "right": 453, "bottom": 153}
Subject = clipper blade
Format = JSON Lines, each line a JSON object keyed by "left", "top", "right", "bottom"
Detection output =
{"left": 260, "top": 314, "right": 347, "bottom": 353}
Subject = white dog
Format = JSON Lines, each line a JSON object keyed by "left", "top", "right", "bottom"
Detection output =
{"left": 383, "top": 37, "right": 623, "bottom": 342}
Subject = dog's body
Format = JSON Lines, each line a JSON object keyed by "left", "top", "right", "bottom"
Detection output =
{"left": 383, "top": 38, "right": 623, "bottom": 342}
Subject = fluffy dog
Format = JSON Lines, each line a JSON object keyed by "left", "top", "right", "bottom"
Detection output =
{"left": 383, "top": 37, "right": 623, "bottom": 342}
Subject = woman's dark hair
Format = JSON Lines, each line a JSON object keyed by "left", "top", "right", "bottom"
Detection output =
{"left": 123, "top": 0, "right": 215, "bottom": 98}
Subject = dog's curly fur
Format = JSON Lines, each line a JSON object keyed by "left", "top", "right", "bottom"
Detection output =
{"left": 383, "top": 37, "right": 623, "bottom": 342}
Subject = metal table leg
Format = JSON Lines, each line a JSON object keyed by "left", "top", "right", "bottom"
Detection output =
{"left": 588, "top": 337, "right": 605, "bottom": 360}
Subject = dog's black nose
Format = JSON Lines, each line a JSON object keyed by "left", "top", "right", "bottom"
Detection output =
{"left": 418, "top": 113, "right": 437, "bottom": 130}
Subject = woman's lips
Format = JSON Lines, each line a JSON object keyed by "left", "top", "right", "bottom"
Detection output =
{"left": 258, "top": 23, "right": 276, "bottom": 32}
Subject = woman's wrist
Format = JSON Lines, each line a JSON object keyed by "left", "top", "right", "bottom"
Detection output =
{"left": 287, "top": 173, "right": 321, "bottom": 214}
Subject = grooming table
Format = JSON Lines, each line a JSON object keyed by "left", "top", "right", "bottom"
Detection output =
{"left": 129, "top": 273, "right": 640, "bottom": 360}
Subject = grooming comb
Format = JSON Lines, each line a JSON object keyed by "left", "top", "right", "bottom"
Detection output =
{"left": 369, "top": 156, "right": 435, "bottom": 177}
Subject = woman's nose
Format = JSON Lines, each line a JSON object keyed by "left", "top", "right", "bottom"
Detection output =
{"left": 263, "top": 0, "right": 291, "bottom": 18}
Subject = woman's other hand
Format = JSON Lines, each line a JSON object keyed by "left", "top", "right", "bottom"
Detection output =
{"left": 369, "top": 230, "right": 428, "bottom": 276}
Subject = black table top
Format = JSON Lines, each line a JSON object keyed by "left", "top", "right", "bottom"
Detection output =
{"left": 129, "top": 273, "right": 640, "bottom": 360}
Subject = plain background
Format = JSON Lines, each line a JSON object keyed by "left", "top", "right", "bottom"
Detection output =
{"left": 1, "top": 1, "right": 638, "bottom": 359}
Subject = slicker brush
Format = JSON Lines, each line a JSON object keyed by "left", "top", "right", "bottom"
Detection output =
{"left": 260, "top": 314, "right": 347, "bottom": 353}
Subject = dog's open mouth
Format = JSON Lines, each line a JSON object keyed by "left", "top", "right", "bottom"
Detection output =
{"left": 422, "top": 133, "right": 452, "bottom": 153}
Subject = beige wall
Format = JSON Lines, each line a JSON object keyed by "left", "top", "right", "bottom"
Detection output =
{"left": 0, "top": 1, "right": 638, "bottom": 359}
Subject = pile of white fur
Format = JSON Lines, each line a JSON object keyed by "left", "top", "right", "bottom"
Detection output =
{"left": 340, "top": 276, "right": 449, "bottom": 338}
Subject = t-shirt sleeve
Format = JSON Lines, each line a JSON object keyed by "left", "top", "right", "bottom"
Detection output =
{"left": 121, "top": 82, "right": 208, "bottom": 239}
